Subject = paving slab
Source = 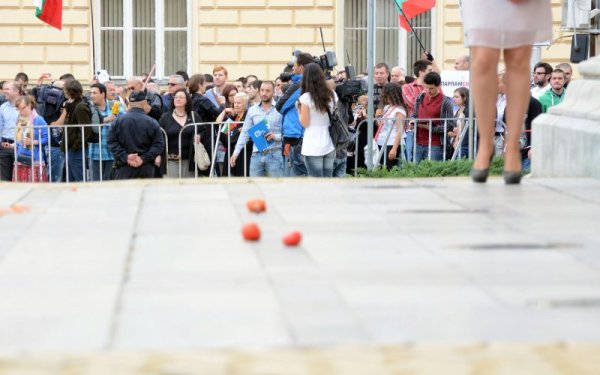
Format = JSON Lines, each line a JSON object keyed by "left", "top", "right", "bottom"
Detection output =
{"left": 0, "top": 177, "right": 599, "bottom": 372}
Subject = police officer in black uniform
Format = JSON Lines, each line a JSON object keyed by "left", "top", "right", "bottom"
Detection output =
{"left": 108, "top": 91, "right": 165, "bottom": 179}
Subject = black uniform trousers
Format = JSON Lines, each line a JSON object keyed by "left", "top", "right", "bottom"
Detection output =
{"left": 0, "top": 146, "right": 14, "bottom": 181}
{"left": 114, "top": 163, "right": 155, "bottom": 180}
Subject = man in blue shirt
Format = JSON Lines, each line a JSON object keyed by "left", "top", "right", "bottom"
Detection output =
{"left": 230, "top": 81, "right": 283, "bottom": 177}
{"left": 0, "top": 81, "right": 21, "bottom": 181}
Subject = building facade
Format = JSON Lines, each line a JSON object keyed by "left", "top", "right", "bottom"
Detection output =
{"left": 0, "top": 0, "right": 572, "bottom": 83}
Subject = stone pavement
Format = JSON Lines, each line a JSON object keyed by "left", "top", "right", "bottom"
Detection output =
{"left": 0, "top": 176, "right": 599, "bottom": 374}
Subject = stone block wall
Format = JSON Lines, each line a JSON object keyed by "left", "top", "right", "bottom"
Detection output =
{"left": 196, "top": 0, "right": 336, "bottom": 80}
{"left": 0, "top": 0, "right": 92, "bottom": 82}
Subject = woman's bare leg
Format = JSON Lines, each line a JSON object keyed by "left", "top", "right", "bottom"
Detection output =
{"left": 471, "top": 46, "right": 501, "bottom": 169}
{"left": 503, "top": 45, "right": 532, "bottom": 173}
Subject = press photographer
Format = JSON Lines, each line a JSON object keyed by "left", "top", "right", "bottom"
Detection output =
{"left": 275, "top": 52, "right": 314, "bottom": 177}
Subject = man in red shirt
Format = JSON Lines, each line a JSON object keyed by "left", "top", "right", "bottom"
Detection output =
{"left": 402, "top": 60, "right": 433, "bottom": 162}
{"left": 411, "top": 72, "right": 455, "bottom": 163}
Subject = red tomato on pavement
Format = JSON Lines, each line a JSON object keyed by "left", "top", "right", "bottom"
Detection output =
{"left": 246, "top": 199, "right": 266, "bottom": 213}
{"left": 242, "top": 223, "right": 261, "bottom": 241}
{"left": 282, "top": 231, "right": 302, "bottom": 246}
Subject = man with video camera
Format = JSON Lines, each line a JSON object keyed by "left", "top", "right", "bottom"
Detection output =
{"left": 275, "top": 52, "right": 314, "bottom": 177}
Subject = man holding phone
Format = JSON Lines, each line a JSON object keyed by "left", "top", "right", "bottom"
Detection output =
{"left": 0, "top": 81, "right": 21, "bottom": 181}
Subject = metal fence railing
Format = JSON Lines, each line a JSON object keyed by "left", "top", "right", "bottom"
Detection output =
{"left": 1, "top": 116, "right": 526, "bottom": 182}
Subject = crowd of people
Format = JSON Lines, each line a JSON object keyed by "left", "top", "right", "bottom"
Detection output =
{"left": 0, "top": 53, "right": 572, "bottom": 182}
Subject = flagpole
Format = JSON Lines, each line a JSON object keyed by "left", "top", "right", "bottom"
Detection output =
{"left": 366, "top": 0, "right": 375, "bottom": 170}
{"left": 90, "top": 0, "right": 97, "bottom": 76}
{"left": 399, "top": 9, "right": 428, "bottom": 53}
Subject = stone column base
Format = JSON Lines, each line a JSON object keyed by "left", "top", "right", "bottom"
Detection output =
{"left": 532, "top": 56, "right": 600, "bottom": 178}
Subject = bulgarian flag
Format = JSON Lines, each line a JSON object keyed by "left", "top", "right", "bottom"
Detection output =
{"left": 393, "top": 0, "right": 436, "bottom": 31}
{"left": 34, "top": 0, "right": 63, "bottom": 30}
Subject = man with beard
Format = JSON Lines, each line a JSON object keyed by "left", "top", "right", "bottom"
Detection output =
{"left": 205, "top": 66, "right": 228, "bottom": 109}
{"left": 530, "top": 62, "right": 552, "bottom": 99}
{"left": 231, "top": 81, "right": 283, "bottom": 177}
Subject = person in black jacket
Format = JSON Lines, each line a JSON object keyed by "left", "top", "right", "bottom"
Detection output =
{"left": 188, "top": 74, "right": 224, "bottom": 123}
{"left": 159, "top": 88, "right": 209, "bottom": 178}
{"left": 108, "top": 91, "right": 165, "bottom": 179}
{"left": 502, "top": 95, "right": 542, "bottom": 173}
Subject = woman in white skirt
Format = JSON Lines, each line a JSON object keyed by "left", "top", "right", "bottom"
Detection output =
{"left": 463, "top": 0, "right": 552, "bottom": 184}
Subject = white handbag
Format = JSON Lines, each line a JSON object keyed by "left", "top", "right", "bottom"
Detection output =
{"left": 192, "top": 113, "right": 211, "bottom": 171}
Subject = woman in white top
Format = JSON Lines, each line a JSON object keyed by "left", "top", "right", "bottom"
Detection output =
{"left": 375, "top": 83, "right": 407, "bottom": 170}
{"left": 297, "top": 63, "right": 337, "bottom": 177}
{"left": 462, "top": 0, "right": 552, "bottom": 184}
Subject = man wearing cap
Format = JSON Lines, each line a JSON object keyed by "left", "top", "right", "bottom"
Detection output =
{"left": 108, "top": 91, "right": 165, "bottom": 179}
{"left": 126, "top": 77, "right": 163, "bottom": 121}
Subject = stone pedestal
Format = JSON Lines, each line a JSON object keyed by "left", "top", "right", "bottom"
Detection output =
{"left": 532, "top": 56, "right": 600, "bottom": 178}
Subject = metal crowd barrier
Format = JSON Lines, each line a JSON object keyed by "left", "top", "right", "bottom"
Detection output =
{"left": 172, "top": 121, "right": 248, "bottom": 179}
{"left": 10, "top": 125, "right": 48, "bottom": 183}
{"left": 7, "top": 121, "right": 251, "bottom": 183}
{"left": 7, "top": 116, "right": 529, "bottom": 182}
{"left": 351, "top": 117, "right": 481, "bottom": 176}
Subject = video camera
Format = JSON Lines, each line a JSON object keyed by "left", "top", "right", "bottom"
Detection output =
{"left": 335, "top": 65, "right": 367, "bottom": 104}
{"left": 279, "top": 49, "right": 338, "bottom": 82}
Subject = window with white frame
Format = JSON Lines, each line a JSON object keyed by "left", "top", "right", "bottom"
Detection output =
{"left": 98, "top": 0, "right": 191, "bottom": 78}
{"left": 344, "top": 0, "right": 432, "bottom": 75}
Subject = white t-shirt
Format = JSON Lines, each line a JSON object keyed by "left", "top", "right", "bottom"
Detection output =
{"left": 376, "top": 105, "right": 406, "bottom": 146}
{"left": 531, "top": 84, "right": 550, "bottom": 100}
{"left": 299, "top": 91, "right": 337, "bottom": 156}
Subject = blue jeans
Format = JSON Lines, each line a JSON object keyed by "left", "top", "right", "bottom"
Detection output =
{"left": 415, "top": 144, "right": 443, "bottom": 163}
{"left": 90, "top": 159, "right": 114, "bottom": 181}
{"left": 404, "top": 131, "right": 414, "bottom": 162}
{"left": 45, "top": 146, "right": 64, "bottom": 183}
{"left": 249, "top": 150, "right": 284, "bottom": 177}
{"left": 283, "top": 154, "right": 294, "bottom": 177}
{"left": 456, "top": 145, "right": 469, "bottom": 159}
{"left": 522, "top": 157, "right": 531, "bottom": 172}
{"left": 304, "top": 150, "right": 336, "bottom": 177}
{"left": 290, "top": 141, "right": 307, "bottom": 176}
{"left": 333, "top": 157, "right": 347, "bottom": 177}
{"left": 66, "top": 149, "right": 87, "bottom": 182}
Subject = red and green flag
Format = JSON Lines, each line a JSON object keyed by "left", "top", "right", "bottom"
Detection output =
{"left": 34, "top": 0, "right": 63, "bottom": 30}
{"left": 393, "top": 0, "right": 436, "bottom": 31}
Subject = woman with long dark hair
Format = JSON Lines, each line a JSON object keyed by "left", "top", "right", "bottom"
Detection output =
{"left": 188, "top": 74, "right": 222, "bottom": 123}
{"left": 221, "top": 84, "right": 238, "bottom": 109}
{"left": 61, "top": 79, "right": 91, "bottom": 182}
{"left": 297, "top": 63, "right": 337, "bottom": 177}
{"left": 376, "top": 83, "right": 407, "bottom": 170}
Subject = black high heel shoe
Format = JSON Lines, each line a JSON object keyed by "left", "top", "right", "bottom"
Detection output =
{"left": 470, "top": 153, "right": 494, "bottom": 183}
{"left": 503, "top": 170, "right": 523, "bottom": 184}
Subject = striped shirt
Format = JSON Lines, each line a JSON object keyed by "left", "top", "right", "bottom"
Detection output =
{"left": 402, "top": 81, "right": 425, "bottom": 117}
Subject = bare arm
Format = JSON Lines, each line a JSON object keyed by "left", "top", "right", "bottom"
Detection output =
{"left": 298, "top": 102, "right": 310, "bottom": 128}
